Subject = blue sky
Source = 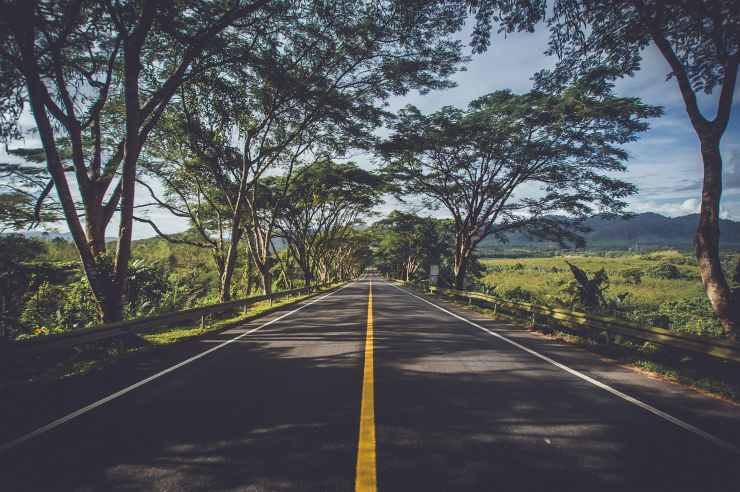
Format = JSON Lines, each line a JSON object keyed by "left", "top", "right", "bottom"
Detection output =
{"left": 2, "top": 26, "right": 739, "bottom": 238}
{"left": 379, "top": 28, "right": 740, "bottom": 223}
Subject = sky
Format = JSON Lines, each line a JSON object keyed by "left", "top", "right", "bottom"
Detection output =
{"left": 2, "top": 25, "right": 739, "bottom": 239}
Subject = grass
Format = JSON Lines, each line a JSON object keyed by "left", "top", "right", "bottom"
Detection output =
{"left": 479, "top": 249, "right": 737, "bottom": 338}
{"left": 481, "top": 250, "right": 703, "bottom": 305}
{"left": 141, "top": 293, "right": 322, "bottom": 345}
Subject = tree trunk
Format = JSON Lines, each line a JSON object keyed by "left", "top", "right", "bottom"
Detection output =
{"left": 695, "top": 133, "right": 739, "bottom": 335}
{"left": 219, "top": 225, "right": 242, "bottom": 302}
{"left": 244, "top": 259, "right": 254, "bottom": 297}
{"left": 453, "top": 234, "right": 471, "bottom": 290}
{"left": 260, "top": 268, "right": 273, "bottom": 296}
{"left": 453, "top": 259, "right": 467, "bottom": 290}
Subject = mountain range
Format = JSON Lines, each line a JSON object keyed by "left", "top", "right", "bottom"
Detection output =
{"left": 6, "top": 212, "right": 740, "bottom": 251}
{"left": 479, "top": 212, "right": 740, "bottom": 250}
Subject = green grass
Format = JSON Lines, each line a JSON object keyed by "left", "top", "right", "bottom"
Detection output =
{"left": 481, "top": 250, "right": 703, "bottom": 305}
{"left": 479, "top": 250, "right": 733, "bottom": 338}
{"left": 142, "top": 293, "right": 322, "bottom": 345}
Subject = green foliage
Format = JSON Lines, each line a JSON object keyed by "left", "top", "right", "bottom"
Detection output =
{"left": 370, "top": 210, "right": 446, "bottom": 281}
{"left": 381, "top": 84, "right": 658, "bottom": 288}
{"left": 481, "top": 251, "right": 728, "bottom": 337}
{"left": 1, "top": 235, "right": 47, "bottom": 337}
{"left": 562, "top": 261, "right": 609, "bottom": 311}
{"left": 125, "top": 260, "right": 171, "bottom": 317}
{"left": 19, "top": 281, "right": 65, "bottom": 334}
{"left": 501, "top": 286, "right": 537, "bottom": 303}
{"left": 621, "top": 267, "right": 643, "bottom": 284}
{"left": 57, "top": 277, "right": 100, "bottom": 331}
{"left": 648, "top": 262, "right": 682, "bottom": 279}
{"left": 656, "top": 297, "right": 724, "bottom": 337}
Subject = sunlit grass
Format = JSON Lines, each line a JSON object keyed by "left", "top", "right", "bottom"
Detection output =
{"left": 142, "top": 293, "right": 318, "bottom": 345}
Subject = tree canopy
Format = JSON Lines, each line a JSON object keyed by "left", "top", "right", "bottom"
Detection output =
{"left": 381, "top": 83, "right": 660, "bottom": 288}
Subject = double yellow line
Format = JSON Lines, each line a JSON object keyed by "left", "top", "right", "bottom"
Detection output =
{"left": 355, "top": 279, "right": 377, "bottom": 491}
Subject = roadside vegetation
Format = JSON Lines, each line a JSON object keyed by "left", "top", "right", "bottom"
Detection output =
{"left": 479, "top": 250, "right": 740, "bottom": 339}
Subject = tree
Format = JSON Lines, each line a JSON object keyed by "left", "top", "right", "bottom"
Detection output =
{"left": 0, "top": 148, "right": 64, "bottom": 230}
{"left": 137, "top": 0, "right": 466, "bottom": 299}
{"left": 464, "top": 0, "right": 740, "bottom": 333}
{"left": 0, "top": 234, "right": 46, "bottom": 338}
{"left": 275, "top": 160, "right": 383, "bottom": 287}
{"left": 381, "top": 84, "right": 659, "bottom": 289}
{"left": 0, "top": 0, "right": 280, "bottom": 321}
{"left": 564, "top": 261, "right": 609, "bottom": 311}
{"left": 371, "top": 211, "right": 444, "bottom": 282}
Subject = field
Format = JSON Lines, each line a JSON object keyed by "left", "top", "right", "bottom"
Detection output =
{"left": 479, "top": 250, "right": 737, "bottom": 338}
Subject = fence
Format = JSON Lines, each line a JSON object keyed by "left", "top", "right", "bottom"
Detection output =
{"left": 10, "top": 283, "right": 340, "bottom": 354}
{"left": 396, "top": 281, "right": 740, "bottom": 364}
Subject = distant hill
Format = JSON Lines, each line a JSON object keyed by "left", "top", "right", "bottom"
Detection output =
{"left": 478, "top": 212, "right": 740, "bottom": 251}
{"left": 4, "top": 229, "right": 290, "bottom": 249}
{"left": 3, "top": 231, "right": 117, "bottom": 242}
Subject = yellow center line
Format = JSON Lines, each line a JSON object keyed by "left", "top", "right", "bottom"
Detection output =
{"left": 355, "top": 278, "right": 377, "bottom": 492}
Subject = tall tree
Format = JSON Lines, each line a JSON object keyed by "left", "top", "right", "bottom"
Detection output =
{"left": 370, "top": 211, "right": 444, "bottom": 282}
{"left": 464, "top": 0, "right": 740, "bottom": 333}
{"left": 0, "top": 0, "right": 278, "bottom": 321}
{"left": 381, "top": 84, "right": 659, "bottom": 289}
{"left": 275, "top": 160, "right": 383, "bottom": 287}
{"left": 139, "top": 0, "right": 467, "bottom": 297}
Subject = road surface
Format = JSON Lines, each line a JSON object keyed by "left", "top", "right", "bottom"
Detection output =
{"left": 1, "top": 276, "right": 739, "bottom": 491}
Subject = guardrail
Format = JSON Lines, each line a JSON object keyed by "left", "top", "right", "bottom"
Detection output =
{"left": 396, "top": 281, "right": 740, "bottom": 364}
{"left": 11, "top": 282, "right": 340, "bottom": 354}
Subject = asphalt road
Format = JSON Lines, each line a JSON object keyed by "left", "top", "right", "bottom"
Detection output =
{"left": 1, "top": 276, "right": 739, "bottom": 491}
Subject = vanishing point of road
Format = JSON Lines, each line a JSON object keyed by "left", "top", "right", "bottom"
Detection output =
{"left": 1, "top": 275, "right": 739, "bottom": 491}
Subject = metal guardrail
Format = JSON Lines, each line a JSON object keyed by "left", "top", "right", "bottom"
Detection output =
{"left": 396, "top": 281, "right": 740, "bottom": 364}
{"left": 12, "top": 283, "right": 339, "bottom": 353}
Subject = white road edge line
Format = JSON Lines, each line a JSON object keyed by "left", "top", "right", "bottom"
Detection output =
{"left": 387, "top": 281, "right": 740, "bottom": 454}
{"left": 0, "top": 283, "right": 354, "bottom": 454}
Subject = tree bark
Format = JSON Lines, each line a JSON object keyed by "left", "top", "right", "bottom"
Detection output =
{"left": 695, "top": 133, "right": 739, "bottom": 335}
{"left": 259, "top": 266, "right": 273, "bottom": 296}
{"left": 219, "top": 220, "right": 243, "bottom": 302}
{"left": 453, "top": 249, "right": 468, "bottom": 290}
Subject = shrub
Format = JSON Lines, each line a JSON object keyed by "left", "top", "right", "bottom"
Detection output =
{"left": 562, "top": 261, "right": 608, "bottom": 311}
{"left": 648, "top": 262, "right": 682, "bottom": 279}
{"left": 658, "top": 297, "right": 724, "bottom": 337}
{"left": 19, "top": 281, "right": 65, "bottom": 331}
{"left": 621, "top": 267, "right": 643, "bottom": 284}
{"left": 125, "top": 259, "right": 171, "bottom": 317}
{"left": 500, "top": 286, "right": 536, "bottom": 302}
{"left": 58, "top": 277, "right": 99, "bottom": 330}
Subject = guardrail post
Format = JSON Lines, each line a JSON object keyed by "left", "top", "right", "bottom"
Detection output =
{"left": 200, "top": 314, "right": 206, "bottom": 330}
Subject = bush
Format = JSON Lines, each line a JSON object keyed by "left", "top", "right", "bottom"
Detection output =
{"left": 621, "top": 267, "right": 643, "bottom": 284}
{"left": 19, "top": 281, "right": 65, "bottom": 331}
{"left": 658, "top": 296, "right": 724, "bottom": 337}
{"left": 58, "top": 277, "right": 99, "bottom": 331}
{"left": 500, "top": 286, "right": 537, "bottom": 302}
{"left": 648, "top": 262, "right": 682, "bottom": 279}
{"left": 125, "top": 259, "right": 171, "bottom": 317}
{"left": 562, "top": 262, "right": 608, "bottom": 311}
